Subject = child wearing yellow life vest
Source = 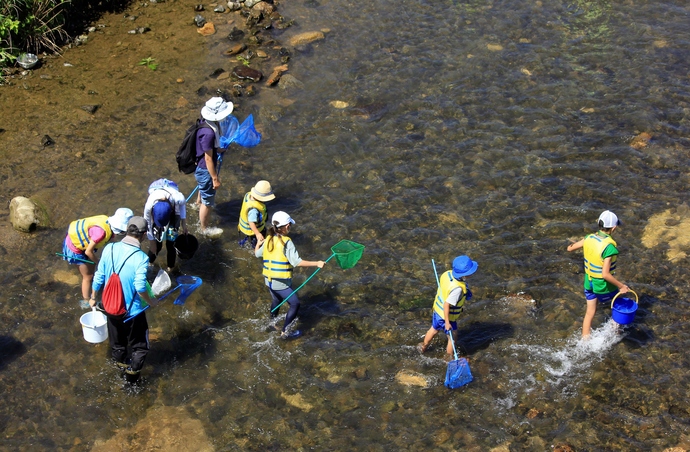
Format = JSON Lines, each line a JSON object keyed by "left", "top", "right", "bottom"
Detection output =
{"left": 61, "top": 208, "right": 133, "bottom": 308}
{"left": 418, "top": 255, "right": 477, "bottom": 360}
{"left": 567, "top": 210, "right": 630, "bottom": 338}
{"left": 255, "top": 211, "right": 325, "bottom": 339}
{"left": 238, "top": 180, "right": 275, "bottom": 248}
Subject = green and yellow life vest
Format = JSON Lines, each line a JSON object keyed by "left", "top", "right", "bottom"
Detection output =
{"left": 262, "top": 235, "right": 293, "bottom": 281}
{"left": 433, "top": 270, "right": 467, "bottom": 321}
{"left": 583, "top": 232, "right": 617, "bottom": 279}
{"left": 67, "top": 215, "right": 112, "bottom": 251}
{"left": 238, "top": 192, "right": 267, "bottom": 236}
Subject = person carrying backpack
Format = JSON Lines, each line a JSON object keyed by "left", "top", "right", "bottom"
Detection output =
{"left": 143, "top": 178, "right": 188, "bottom": 272}
{"left": 90, "top": 216, "right": 158, "bottom": 384}
{"left": 194, "top": 97, "right": 234, "bottom": 233}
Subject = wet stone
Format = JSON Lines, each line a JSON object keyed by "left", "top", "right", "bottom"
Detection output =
{"left": 232, "top": 66, "right": 262, "bottom": 82}
{"left": 223, "top": 43, "right": 246, "bottom": 56}
{"left": 194, "top": 14, "right": 206, "bottom": 27}
{"left": 42, "top": 135, "right": 54, "bottom": 146}
{"left": 80, "top": 105, "right": 99, "bottom": 114}
{"left": 209, "top": 68, "right": 226, "bottom": 78}
{"left": 227, "top": 27, "right": 245, "bottom": 41}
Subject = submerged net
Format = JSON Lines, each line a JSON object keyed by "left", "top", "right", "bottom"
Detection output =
{"left": 330, "top": 240, "right": 365, "bottom": 269}
{"left": 445, "top": 358, "right": 473, "bottom": 389}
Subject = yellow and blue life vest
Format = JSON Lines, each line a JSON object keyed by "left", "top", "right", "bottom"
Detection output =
{"left": 67, "top": 215, "right": 112, "bottom": 251}
{"left": 238, "top": 192, "right": 267, "bottom": 236}
{"left": 262, "top": 235, "right": 293, "bottom": 281}
{"left": 583, "top": 232, "right": 617, "bottom": 279}
{"left": 433, "top": 270, "right": 467, "bottom": 322}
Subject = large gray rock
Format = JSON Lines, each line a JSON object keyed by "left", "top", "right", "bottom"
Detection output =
{"left": 9, "top": 196, "right": 44, "bottom": 232}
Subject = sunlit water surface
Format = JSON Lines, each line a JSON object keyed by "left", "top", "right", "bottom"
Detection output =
{"left": 1, "top": 0, "right": 690, "bottom": 449}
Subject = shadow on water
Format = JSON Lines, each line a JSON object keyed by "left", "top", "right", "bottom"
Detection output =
{"left": 457, "top": 322, "right": 515, "bottom": 355}
{"left": 0, "top": 336, "right": 26, "bottom": 371}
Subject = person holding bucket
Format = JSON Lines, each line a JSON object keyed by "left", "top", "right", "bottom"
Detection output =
{"left": 238, "top": 180, "right": 275, "bottom": 248}
{"left": 567, "top": 210, "right": 630, "bottom": 339}
{"left": 255, "top": 211, "right": 325, "bottom": 339}
{"left": 143, "top": 178, "right": 188, "bottom": 272}
{"left": 90, "top": 216, "right": 158, "bottom": 384}
{"left": 61, "top": 208, "right": 133, "bottom": 309}
{"left": 418, "top": 255, "right": 477, "bottom": 361}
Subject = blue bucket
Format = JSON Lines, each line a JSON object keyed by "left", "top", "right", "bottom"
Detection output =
{"left": 611, "top": 290, "right": 638, "bottom": 325}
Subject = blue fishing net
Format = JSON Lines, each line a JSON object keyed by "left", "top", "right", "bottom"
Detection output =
{"left": 219, "top": 115, "right": 240, "bottom": 148}
{"left": 445, "top": 357, "right": 473, "bottom": 389}
{"left": 219, "top": 114, "right": 261, "bottom": 148}
{"left": 235, "top": 114, "right": 261, "bottom": 147}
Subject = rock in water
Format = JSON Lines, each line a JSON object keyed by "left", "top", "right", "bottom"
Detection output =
{"left": 232, "top": 66, "right": 263, "bottom": 82}
{"left": 9, "top": 197, "right": 43, "bottom": 232}
{"left": 288, "top": 31, "right": 325, "bottom": 47}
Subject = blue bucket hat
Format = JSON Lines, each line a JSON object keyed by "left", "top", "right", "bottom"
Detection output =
{"left": 152, "top": 201, "right": 173, "bottom": 228}
{"left": 452, "top": 255, "right": 478, "bottom": 279}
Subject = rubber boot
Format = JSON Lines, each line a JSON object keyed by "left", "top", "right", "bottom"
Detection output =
{"left": 124, "top": 368, "right": 141, "bottom": 384}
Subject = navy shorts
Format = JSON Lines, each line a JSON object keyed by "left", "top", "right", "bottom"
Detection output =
{"left": 584, "top": 289, "right": 618, "bottom": 303}
{"left": 431, "top": 312, "right": 457, "bottom": 332}
{"left": 194, "top": 167, "right": 215, "bottom": 207}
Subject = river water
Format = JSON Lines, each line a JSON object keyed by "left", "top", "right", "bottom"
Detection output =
{"left": 1, "top": 0, "right": 690, "bottom": 449}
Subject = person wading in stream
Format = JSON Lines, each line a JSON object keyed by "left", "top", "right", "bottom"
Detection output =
{"left": 567, "top": 210, "right": 630, "bottom": 339}
{"left": 194, "top": 97, "right": 233, "bottom": 233}
{"left": 255, "top": 211, "right": 325, "bottom": 339}
{"left": 143, "top": 178, "right": 187, "bottom": 272}
{"left": 238, "top": 180, "right": 275, "bottom": 248}
{"left": 61, "top": 208, "right": 133, "bottom": 309}
{"left": 90, "top": 217, "right": 158, "bottom": 384}
{"left": 418, "top": 255, "right": 477, "bottom": 361}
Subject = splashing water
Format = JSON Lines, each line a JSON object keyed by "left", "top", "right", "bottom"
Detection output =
{"left": 499, "top": 319, "right": 625, "bottom": 406}
{"left": 198, "top": 227, "right": 223, "bottom": 238}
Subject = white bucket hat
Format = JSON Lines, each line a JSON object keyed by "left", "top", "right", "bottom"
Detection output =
{"left": 108, "top": 208, "right": 134, "bottom": 234}
{"left": 251, "top": 180, "right": 275, "bottom": 202}
{"left": 201, "top": 97, "right": 233, "bottom": 121}
{"left": 272, "top": 211, "right": 294, "bottom": 228}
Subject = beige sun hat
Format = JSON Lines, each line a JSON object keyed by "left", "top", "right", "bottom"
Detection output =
{"left": 201, "top": 97, "right": 234, "bottom": 121}
{"left": 251, "top": 180, "right": 275, "bottom": 202}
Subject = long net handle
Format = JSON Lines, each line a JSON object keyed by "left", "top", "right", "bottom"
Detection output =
{"left": 433, "top": 259, "right": 459, "bottom": 360}
{"left": 270, "top": 253, "right": 336, "bottom": 313}
{"left": 56, "top": 252, "right": 94, "bottom": 265}
{"left": 611, "top": 289, "right": 638, "bottom": 309}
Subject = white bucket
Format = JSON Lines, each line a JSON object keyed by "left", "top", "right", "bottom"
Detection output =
{"left": 80, "top": 309, "right": 108, "bottom": 343}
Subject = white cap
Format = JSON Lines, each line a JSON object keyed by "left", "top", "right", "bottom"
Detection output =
{"left": 272, "top": 211, "right": 294, "bottom": 228}
{"left": 598, "top": 210, "right": 621, "bottom": 228}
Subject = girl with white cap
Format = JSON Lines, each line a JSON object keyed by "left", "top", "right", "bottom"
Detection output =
{"left": 255, "top": 211, "right": 325, "bottom": 338}
{"left": 61, "top": 207, "right": 133, "bottom": 308}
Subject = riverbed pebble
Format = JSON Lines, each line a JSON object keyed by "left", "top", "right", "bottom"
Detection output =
{"left": 288, "top": 31, "right": 325, "bottom": 47}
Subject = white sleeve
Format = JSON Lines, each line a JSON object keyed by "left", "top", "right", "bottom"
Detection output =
{"left": 143, "top": 194, "right": 155, "bottom": 232}
{"left": 446, "top": 287, "right": 463, "bottom": 306}
{"left": 173, "top": 191, "right": 186, "bottom": 220}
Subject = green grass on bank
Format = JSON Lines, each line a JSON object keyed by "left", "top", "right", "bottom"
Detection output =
{"left": 1, "top": 0, "right": 130, "bottom": 70}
